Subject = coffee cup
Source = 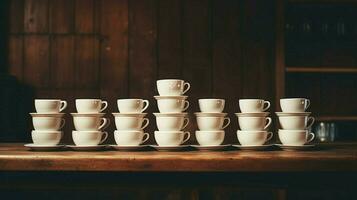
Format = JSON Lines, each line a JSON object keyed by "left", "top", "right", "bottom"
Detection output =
{"left": 276, "top": 112, "right": 314, "bottom": 129}
{"left": 198, "top": 99, "right": 225, "bottom": 113}
{"left": 195, "top": 113, "right": 230, "bottom": 131}
{"left": 72, "top": 113, "right": 110, "bottom": 131}
{"left": 72, "top": 131, "right": 108, "bottom": 146}
{"left": 117, "top": 99, "right": 149, "bottom": 113}
{"left": 195, "top": 130, "right": 225, "bottom": 146}
{"left": 114, "top": 130, "right": 150, "bottom": 146}
{"left": 280, "top": 98, "right": 310, "bottom": 112}
{"left": 155, "top": 96, "right": 189, "bottom": 113}
{"left": 112, "top": 113, "right": 149, "bottom": 131}
{"left": 237, "top": 115, "right": 272, "bottom": 131}
{"left": 35, "top": 99, "right": 67, "bottom": 113}
{"left": 239, "top": 99, "right": 270, "bottom": 113}
{"left": 75, "top": 99, "right": 108, "bottom": 113}
{"left": 31, "top": 130, "right": 63, "bottom": 145}
{"left": 157, "top": 79, "right": 190, "bottom": 96}
{"left": 154, "top": 131, "right": 190, "bottom": 146}
{"left": 154, "top": 113, "right": 189, "bottom": 131}
{"left": 237, "top": 130, "right": 273, "bottom": 146}
{"left": 278, "top": 129, "right": 315, "bottom": 146}
{"left": 31, "top": 113, "right": 65, "bottom": 131}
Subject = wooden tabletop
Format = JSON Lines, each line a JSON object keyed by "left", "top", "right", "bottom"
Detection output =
{"left": 0, "top": 143, "right": 357, "bottom": 172}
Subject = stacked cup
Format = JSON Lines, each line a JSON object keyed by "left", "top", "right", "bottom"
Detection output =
{"left": 194, "top": 99, "right": 229, "bottom": 146}
{"left": 235, "top": 99, "right": 273, "bottom": 146}
{"left": 30, "top": 99, "right": 67, "bottom": 146}
{"left": 71, "top": 99, "right": 109, "bottom": 146}
{"left": 153, "top": 79, "right": 191, "bottom": 147}
{"left": 277, "top": 98, "right": 315, "bottom": 146}
{"left": 112, "top": 99, "right": 150, "bottom": 146}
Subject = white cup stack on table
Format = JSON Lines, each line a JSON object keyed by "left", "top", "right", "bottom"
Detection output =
{"left": 235, "top": 99, "right": 273, "bottom": 147}
{"left": 70, "top": 99, "right": 109, "bottom": 147}
{"left": 153, "top": 79, "right": 191, "bottom": 148}
{"left": 276, "top": 98, "right": 315, "bottom": 148}
{"left": 29, "top": 99, "right": 67, "bottom": 147}
{"left": 194, "top": 99, "right": 229, "bottom": 147}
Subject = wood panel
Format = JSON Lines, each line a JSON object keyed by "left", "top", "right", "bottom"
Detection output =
{"left": 8, "top": 36, "right": 23, "bottom": 80}
{"left": 9, "top": 0, "right": 24, "bottom": 33}
{"left": 75, "top": 0, "right": 95, "bottom": 33}
{"left": 24, "top": 0, "right": 48, "bottom": 33}
{"left": 49, "top": 0, "right": 74, "bottom": 33}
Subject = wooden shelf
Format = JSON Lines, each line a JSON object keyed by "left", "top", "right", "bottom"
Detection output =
{"left": 316, "top": 116, "right": 357, "bottom": 121}
{"left": 288, "top": 0, "right": 357, "bottom": 3}
{"left": 286, "top": 67, "right": 357, "bottom": 73}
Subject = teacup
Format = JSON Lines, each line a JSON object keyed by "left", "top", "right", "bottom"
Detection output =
{"left": 280, "top": 98, "right": 310, "bottom": 112}
{"left": 71, "top": 113, "right": 109, "bottom": 131}
{"left": 35, "top": 99, "right": 67, "bottom": 113}
{"left": 154, "top": 113, "right": 189, "bottom": 131}
{"left": 237, "top": 115, "right": 272, "bottom": 131}
{"left": 198, "top": 99, "right": 225, "bottom": 113}
{"left": 154, "top": 96, "right": 189, "bottom": 113}
{"left": 278, "top": 129, "right": 315, "bottom": 146}
{"left": 117, "top": 99, "right": 149, "bottom": 113}
{"left": 31, "top": 113, "right": 65, "bottom": 131}
{"left": 276, "top": 112, "right": 314, "bottom": 129}
{"left": 75, "top": 99, "right": 108, "bottom": 113}
{"left": 112, "top": 113, "right": 149, "bottom": 131}
{"left": 237, "top": 130, "right": 273, "bottom": 146}
{"left": 239, "top": 99, "right": 270, "bottom": 113}
{"left": 114, "top": 130, "right": 150, "bottom": 146}
{"left": 154, "top": 131, "right": 190, "bottom": 146}
{"left": 195, "top": 130, "right": 225, "bottom": 146}
{"left": 72, "top": 131, "right": 108, "bottom": 146}
{"left": 157, "top": 79, "right": 190, "bottom": 96}
{"left": 195, "top": 113, "right": 230, "bottom": 131}
{"left": 31, "top": 130, "right": 63, "bottom": 145}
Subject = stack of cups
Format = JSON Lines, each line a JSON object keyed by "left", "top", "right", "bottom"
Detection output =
{"left": 194, "top": 99, "right": 229, "bottom": 146}
{"left": 71, "top": 99, "right": 109, "bottom": 146}
{"left": 112, "top": 99, "right": 150, "bottom": 146}
{"left": 30, "top": 99, "right": 67, "bottom": 146}
{"left": 235, "top": 99, "right": 273, "bottom": 146}
{"left": 153, "top": 79, "right": 191, "bottom": 147}
{"left": 277, "top": 98, "right": 315, "bottom": 146}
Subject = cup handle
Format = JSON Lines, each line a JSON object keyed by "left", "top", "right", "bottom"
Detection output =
{"left": 264, "top": 117, "right": 272, "bottom": 130}
{"left": 266, "top": 132, "right": 273, "bottom": 142}
{"left": 141, "top": 118, "right": 150, "bottom": 130}
{"left": 263, "top": 101, "right": 271, "bottom": 111}
{"left": 307, "top": 116, "right": 315, "bottom": 129}
{"left": 182, "top": 82, "right": 191, "bottom": 94}
{"left": 305, "top": 99, "right": 311, "bottom": 110}
{"left": 141, "top": 133, "right": 150, "bottom": 144}
{"left": 99, "top": 118, "right": 110, "bottom": 130}
{"left": 100, "top": 131, "right": 108, "bottom": 144}
{"left": 181, "top": 132, "right": 191, "bottom": 144}
{"left": 222, "top": 117, "right": 231, "bottom": 129}
{"left": 59, "top": 100, "right": 67, "bottom": 112}
{"left": 141, "top": 100, "right": 150, "bottom": 112}
{"left": 307, "top": 132, "right": 315, "bottom": 143}
{"left": 59, "top": 118, "right": 66, "bottom": 129}
{"left": 183, "top": 100, "right": 190, "bottom": 111}
{"left": 100, "top": 101, "right": 108, "bottom": 112}
{"left": 182, "top": 118, "right": 190, "bottom": 129}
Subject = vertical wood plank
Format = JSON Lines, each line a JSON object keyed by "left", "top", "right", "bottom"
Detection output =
{"left": 24, "top": 0, "right": 48, "bottom": 33}
{"left": 24, "top": 36, "right": 50, "bottom": 88}
{"left": 75, "top": 0, "right": 95, "bottom": 33}
{"left": 9, "top": 0, "right": 24, "bottom": 33}
{"left": 8, "top": 36, "right": 23, "bottom": 80}
{"left": 50, "top": 0, "right": 74, "bottom": 33}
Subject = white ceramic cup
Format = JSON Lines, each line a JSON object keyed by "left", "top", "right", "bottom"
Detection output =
{"left": 75, "top": 99, "right": 108, "bottom": 113}
{"left": 117, "top": 99, "right": 149, "bottom": 113}
{"left": 114, "top": 116, "right": 149, "bottom": 131}
{"left": 196, "top": 113, "right": 230, "bottom": 131}
{"left": 239, "top": 99, "right": 270, "bottom": 113}
{"left": 72, "top": 114, "right": 110, "bottom": 131}
{"left": 238, "top": 116, "right": 272, "bottom": 131}
{"left": 31, "top": 130, "right": 63, "bottom": 145}
{"left": 237, "top": 130, "right": 273, "bottom": 146}
{"left": 154, "top": 113, "right": 189, "bottom": 131}
{"left": 35, "top": 99, "right": 67, "bottom": 113}
{"left": 155, "top": 96, "right": 189, "bottom": 113}
{"left": 280, "top": 98, "right": 310, "bottom": 112}
{"left": 198, "top": 99, "right": 225, "bottom": 113}
{"left": 157, "top": 79, "right": 190, "bottom": 96}
{"left": 114, "top": 130, "right": 150, "bottom": 146}
{"left": 32, "top": 115, "right": 65, "bottom": 131}
{"left": 278, "top": 129, "right": 315, "bottom": 146}
{"left": 154, "top": 131, "right": 190, "bottom": 146}
{"left": 72, "top": 131, "right": 108, "bottom": 146}
{"left": 195, "top": 130, "right": 225, "bottom": 146}
{"left": 278, "top": 115, "right": 315, "bottom": 130}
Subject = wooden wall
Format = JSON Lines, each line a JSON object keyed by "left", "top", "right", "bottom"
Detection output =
{"left": 3, "top": 0, "right": 276, "bottom": 144}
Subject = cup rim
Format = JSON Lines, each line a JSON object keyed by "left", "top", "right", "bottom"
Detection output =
{"left": 194, "top": 112, "right": 227, "bottom": 117}
{"left": 71, "top": 113, "right": 105, "bottom": 117}
{"left": 278, "top": 129, "right": 308, "bottom": 133}
{"left": 153, "top": 113, "right": 188, "bottom": 117}
{"left": 30, "top": 113, "right": 65, "bottom": 117}
{"left": 75, "top": 99, "right": 102, "bottom": 101}
{"left": 154, "top": 95, "right": 188, "bottom": 100}
{"left": 239, "top": 99, "right": 265, "bottom": 101}
{"left": 114, "top": 130, "right": 144, "bottom": 134}
{"left": 32, "top": 130, "right": 62, "bottom": 134}
{"left": 195, "top": 130, "right": 225, "bottom": 134}
{"left": 72, "top": 130, "right": 103, "bottom": 134}
{"left": 154, "top": 131, "right": 186, "bottom": 134}
{"left": 35, "top": 99, "right": 62, "bottom": 102}
{"left": 280, "top": 98, "right": 308, "bottom": 101}
{"left": 157, "top": 79, "right": 184, "bottom": 82}
{"left": 237, "top": 130, "right": 269, "bottom": 134}
{"left": 235, "top": 112, "right": 269, "bottom": 117}
{"left": 275, "top": 112, "right": 311, "bottom": 116}
{"left": 117, "top": 98, "right": 144, "bottom": 102}
{"left": 112, "top": 113, "right": 147, "bottom": 117}
{"left": 198, "top": 98, "right": 225, "bottom": 101}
